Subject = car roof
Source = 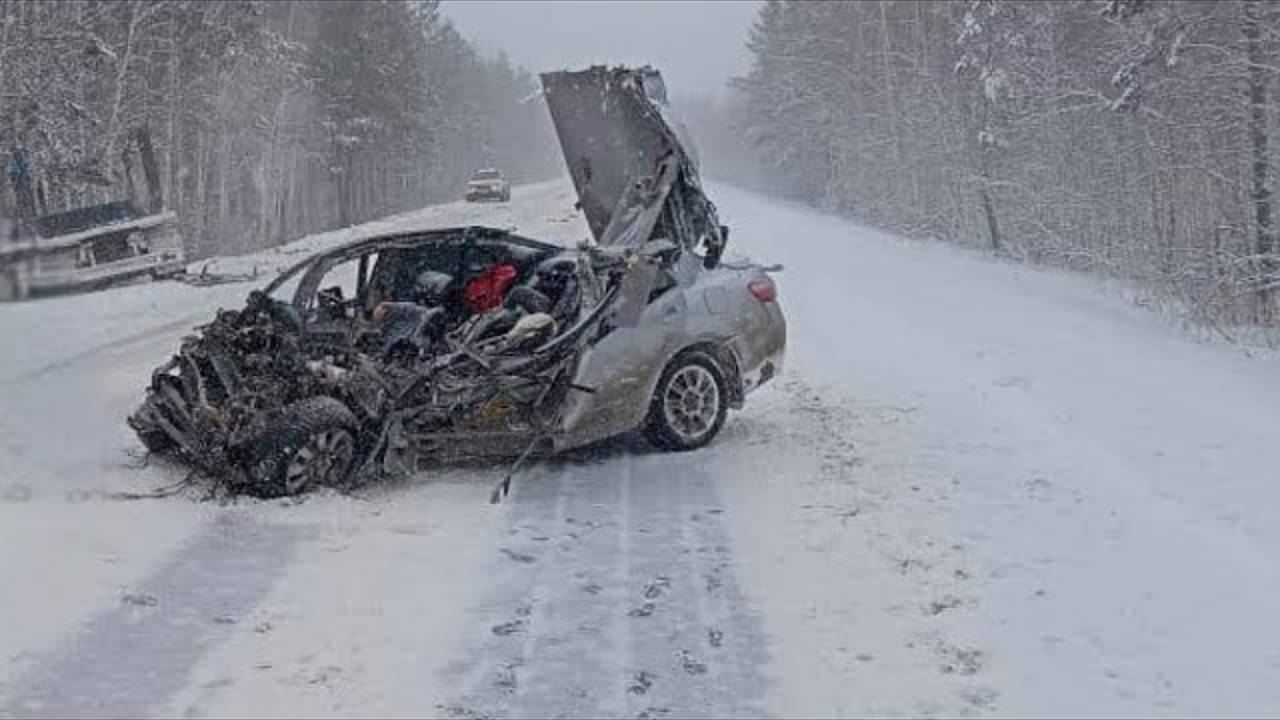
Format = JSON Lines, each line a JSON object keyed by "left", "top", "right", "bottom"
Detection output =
{"left": 262, "top": 225, "right": 557, "bottom": 296}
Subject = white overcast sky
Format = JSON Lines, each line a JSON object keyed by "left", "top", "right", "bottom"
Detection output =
{"left": 440, "top": 0, "right": 762, "bottom": 98}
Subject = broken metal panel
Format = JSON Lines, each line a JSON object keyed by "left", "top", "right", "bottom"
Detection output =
{"left": 0, "top": 211, "right": 184, "bottom": 300}
{"left": 540, "top": 66, "right": 726, "bottom": 262}
{"left": 540, "top": 66, "right": 684, "bottom": 247}
{"left": 0, "top": 211, "right": 178, "bottom": 258}
{"left": 612, "top": 255, "right": 660, "bottom": 329}
{"left": 30, "top": 200, "right": 138, "bottom": 238}
{"left": 541, "top": 66, "right": 664, "bottom": 243}
{"left": 556, "top": 276, "right": 689, "bottom": 449}
{"left": 1, "top": 125, "right": 183, "bottom": 301}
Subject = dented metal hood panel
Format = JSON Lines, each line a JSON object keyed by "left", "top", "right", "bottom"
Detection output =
{"left": 540, "top": 66, "right": 686, "bottom": 247}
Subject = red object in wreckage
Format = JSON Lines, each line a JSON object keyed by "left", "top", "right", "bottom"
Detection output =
{"left": 463, "top": 263, "right": 518, "bottom": 313}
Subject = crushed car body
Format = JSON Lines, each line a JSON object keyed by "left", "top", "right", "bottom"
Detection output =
{"left": 128, "top": 66, "right": 785, "bottom": 498}
{"left": 1, "top": 129, "right": 185, "bottom": 302}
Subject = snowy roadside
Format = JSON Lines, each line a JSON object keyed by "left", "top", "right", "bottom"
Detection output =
{"left": 711, "top": 182, "right": 1280, "bottom": 717}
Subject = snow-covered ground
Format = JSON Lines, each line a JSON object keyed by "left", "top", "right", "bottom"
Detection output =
{"left": 3, "top": 178, "right": 1279, "bottom": 718}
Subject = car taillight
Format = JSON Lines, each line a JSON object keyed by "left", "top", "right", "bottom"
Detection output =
{"left": 748, "top": 276, "right": 777, "bottom": 303}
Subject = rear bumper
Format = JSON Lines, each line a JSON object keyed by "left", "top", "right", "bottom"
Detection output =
{"left": 736, "top": 299, "right": 786, "bottom": 398}
{"left": 742, "top": 347, "right": 784, "bottom": 396}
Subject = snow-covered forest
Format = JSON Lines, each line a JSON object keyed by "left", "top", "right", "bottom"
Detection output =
{"left": 0, "top": 0, "right": 559, "bottom": 258}
{"left": 724, "top": 0, "right": 1280, "bottom": 329}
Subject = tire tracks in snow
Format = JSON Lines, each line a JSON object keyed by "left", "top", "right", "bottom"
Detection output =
{"left": 438, "top": 443, "right": 770, "bottom": 719}
{"left": 717, "top": 375, "right": 1004, "bottom": 717}
{"left": 1, "top": 515, "right": 304, "bottom": 719}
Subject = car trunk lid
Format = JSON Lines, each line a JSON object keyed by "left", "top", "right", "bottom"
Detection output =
{"left": 540, "top": 66, "right": 723, "bottom": 253}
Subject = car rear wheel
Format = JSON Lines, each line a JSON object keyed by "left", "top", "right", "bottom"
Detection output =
{"left": 247, "top": 397, "right": 358, "bottom": 497}
{"left": 644, "top": 353, "right": 728, "bottom": 451}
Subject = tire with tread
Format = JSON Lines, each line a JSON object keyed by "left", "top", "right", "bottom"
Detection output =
{"left": 246, "top": 396, "right": 359, "bottom": 498}
{"left": 643, "top": 352, "right": 728, "bottom": 451}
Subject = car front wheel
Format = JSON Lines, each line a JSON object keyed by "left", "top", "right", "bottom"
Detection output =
{"left": 644, "top": 353, "right": 728, "bottom": 451}
{"left": 246, "top": 397, "right": 359, "bottom": 497}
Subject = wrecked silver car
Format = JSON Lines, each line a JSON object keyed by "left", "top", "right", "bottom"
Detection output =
{"left": 127, "top": 66, "right": 786, "bottom": 499}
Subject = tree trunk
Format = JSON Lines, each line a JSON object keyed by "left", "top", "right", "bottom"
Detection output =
{"left": 877, "top": 1, "right": 902, "bottom": 212}
{"left": 1244, "top": 0, "right": 1274, "bottom": 321}
{"left": 135, "top": 126, "right": 163, "bottom": 213}
{"left": 979, "top": 178, "right": 1002, "bottom": 254}
{"left": 101, "top": 0, "right": 140, "bottom": 181}
{"left": 166, "top": 11, "right": 180, "bottom": 216}
{"left": 337, "top": 146, "right": 353, "bottom": 228}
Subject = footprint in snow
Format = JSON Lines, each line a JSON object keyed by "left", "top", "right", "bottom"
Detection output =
{"left": 707, "top": 627, "right": 724, "bottom": 648}
{"left": 960, "top": 685, "right": 1000, "bottom": 710}
{"left": 926, "top": 596, "right": 962, "bottom": 616}
{"left": 676, "top": 650, "right": 707, "bottom": 675}
{"left": 121, "top": 592, "right": 159, "bottom": 607}
{"left": 491, "top": 620, "right": 524, "bottom": 636}
{"left": 937, "top": 644, "right": 984, "bottom": 676}
{"left": 628, "top": 670, "right": 655, "bottom": 695}
{"left": 643, "top": 576, "right": 670, "bottom": 600}
{"left": 499, "top": 548, "right": 536, "bottom": 564}
{"left": 628, "top": 602, "right": 656, "bottom": 618}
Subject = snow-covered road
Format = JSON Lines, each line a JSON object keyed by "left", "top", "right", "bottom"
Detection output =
{"left": 3, "top": 179, "right": 1279, "bottom": 718}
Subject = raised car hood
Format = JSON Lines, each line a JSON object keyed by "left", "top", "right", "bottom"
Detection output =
{"left": 540, "top": 66, "right": 723, "bottom": 250}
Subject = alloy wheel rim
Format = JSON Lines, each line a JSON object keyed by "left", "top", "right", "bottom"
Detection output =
{"left": 285, "top": 429, "right": 355, "bottom": 493}
{"left": 663, "top": 365, "right": 719, "bottom": 443}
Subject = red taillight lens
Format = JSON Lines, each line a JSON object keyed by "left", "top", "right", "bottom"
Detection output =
{"left": 748, "top": 276, "right": 777, "bottom": 303}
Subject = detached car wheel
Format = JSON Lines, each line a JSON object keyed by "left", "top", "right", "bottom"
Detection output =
{"left": 248, "top": 397, "right": 358, "bottom": 497}
{"left": 644, "top": 353, "right": 728, "bottom": 451}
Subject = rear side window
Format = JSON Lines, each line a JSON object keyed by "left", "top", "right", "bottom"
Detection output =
{"left": 372, "top": 246, "right": 458, "bottom": 297}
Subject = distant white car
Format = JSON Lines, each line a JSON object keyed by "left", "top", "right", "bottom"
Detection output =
{"left": 465, "top": 168, "right": 511, "bottom": 203}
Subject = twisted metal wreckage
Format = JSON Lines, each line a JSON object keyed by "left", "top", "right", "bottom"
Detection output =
{"left": 127, "top": 66, "right": 786, "bottom": 501}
